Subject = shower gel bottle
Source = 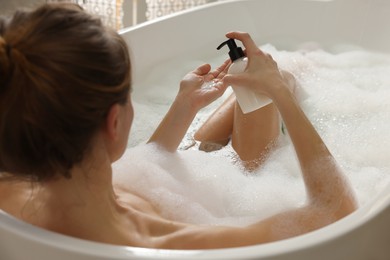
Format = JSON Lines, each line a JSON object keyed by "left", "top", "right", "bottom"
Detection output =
{"left": 217, "top": 39, "right": 272, "bottom": 113}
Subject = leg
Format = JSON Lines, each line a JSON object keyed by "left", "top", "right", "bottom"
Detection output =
{"left": 232, "top": 102, "right": 280, "bottom": 170}
{"left": 194, "top": 93, "right": 235, "bottom": 151}
{"left": 194, "top": 71, "right": 296, "bottom": 170}
{"left": 232, "top": 71, "right": 299, "bottom": 170}
{"left": 194, "top": 91, "right": 280, "bottom": 171}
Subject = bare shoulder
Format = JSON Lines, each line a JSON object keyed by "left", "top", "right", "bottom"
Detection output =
{"left": 114, "top": 186, "right": 161, "bottom": 216}
{"left": 0, "top": 178, "right": 33, "bottom": 213}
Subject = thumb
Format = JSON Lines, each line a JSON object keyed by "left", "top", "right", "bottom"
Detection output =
{"left": 193, "top": 63, "right": 211, "bottom": 76}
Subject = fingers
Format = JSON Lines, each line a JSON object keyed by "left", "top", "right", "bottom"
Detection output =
{"left": 210, "top": 59, "right": 231, "bottom": 79}
{"left": 225, "top": 31, "right": 278, "bottom": 73}
{"left": 225, "top": 31, "right": 263, "bottom": 56}
{"left": 221, "top": 72, "right": 248, "bottom": 89}
{"left": 194, "top": 60, "right": 231, "bottom": 83}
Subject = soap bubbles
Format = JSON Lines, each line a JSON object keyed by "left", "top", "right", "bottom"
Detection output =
{"left": 121, "top": 45, "right": 390, "bottom": 226}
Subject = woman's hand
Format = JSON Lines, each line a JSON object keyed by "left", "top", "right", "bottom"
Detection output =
{"left": 221, "top": 32, "right": 287, "bottom": 100}
{"left": 177, "top": 60, "right": 230, "bottom": 112}
{"left": 221, "top": 32, "right": 357, "bottom": 223}
{"left": 148, "top": 60, "right": 230, "bottom": 152}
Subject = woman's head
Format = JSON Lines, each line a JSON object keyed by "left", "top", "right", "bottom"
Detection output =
{"left": 0, "top": 4, "right": 131, "bottom": 181}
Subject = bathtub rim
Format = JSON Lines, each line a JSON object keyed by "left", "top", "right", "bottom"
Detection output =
{"left": 0, "top": 181, "right": 389, "bottom": 259}
{"left": 1, "top": 0, "right": 390, "bottom": 258}
{"left": 119, "top": 0, "right": 390, "bottom": 87}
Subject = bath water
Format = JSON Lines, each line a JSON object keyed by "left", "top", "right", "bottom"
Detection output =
{"left": 113, "top": 45, "right": 390, "bottom": 226}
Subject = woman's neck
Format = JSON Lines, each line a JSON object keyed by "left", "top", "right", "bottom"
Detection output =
{"left": 25, "top": 138, "right": 129, "bottom": 240}
{"left": 49, "top": 139, "right": 123, "bottom": 210}
{"left": 45, "top": 156, "right": 117, "bottom": 211}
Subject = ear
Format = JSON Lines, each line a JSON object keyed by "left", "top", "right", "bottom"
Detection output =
{"left": 105, "top": 103, "right": 121, "bottom": 141}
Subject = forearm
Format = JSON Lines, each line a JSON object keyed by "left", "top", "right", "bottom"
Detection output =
{"left": 272, "top": 84, "right": 330, "bottom": 172}
{"left": 270, "top": 82, "right": 356, "bottom": 209}
{"left": 148, "top": 98, "right": 197, "bottom": 152}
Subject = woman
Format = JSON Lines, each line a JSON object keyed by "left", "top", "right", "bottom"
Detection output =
{"left": 0, "top": 4, "right": 356, "bottom": 249}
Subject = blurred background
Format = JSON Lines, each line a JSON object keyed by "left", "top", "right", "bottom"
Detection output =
{"left": 0, "top": 0, "right": 221, "bottom": 30}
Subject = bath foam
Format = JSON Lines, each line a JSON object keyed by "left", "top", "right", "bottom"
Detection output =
{"left": 118, "top": 45, "right": 390, "bottom": 226}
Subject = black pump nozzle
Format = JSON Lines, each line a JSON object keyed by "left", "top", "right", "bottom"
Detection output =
{"left": 217, "top": 39, "right": 245, "bottom": 62}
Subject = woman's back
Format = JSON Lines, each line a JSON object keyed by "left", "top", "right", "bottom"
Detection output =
{"left": 0, "top": 173, "right": 185, "bottom": 247}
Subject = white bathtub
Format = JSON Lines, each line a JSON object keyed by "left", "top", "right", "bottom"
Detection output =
{"left": 1, "top": 0, "right": 389, "bottom": 259}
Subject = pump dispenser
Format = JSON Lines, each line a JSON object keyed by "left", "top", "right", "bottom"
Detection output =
{"left": 217, "top": 39, "right": 272, "bottom": 114}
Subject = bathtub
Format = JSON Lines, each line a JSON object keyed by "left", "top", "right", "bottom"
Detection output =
{"left": 1, "top": 0, "right": 389, "bottom": 259}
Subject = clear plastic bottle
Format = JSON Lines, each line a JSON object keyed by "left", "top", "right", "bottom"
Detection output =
{"left": 217, "top": 39, "right": 272, "bottom": 114}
